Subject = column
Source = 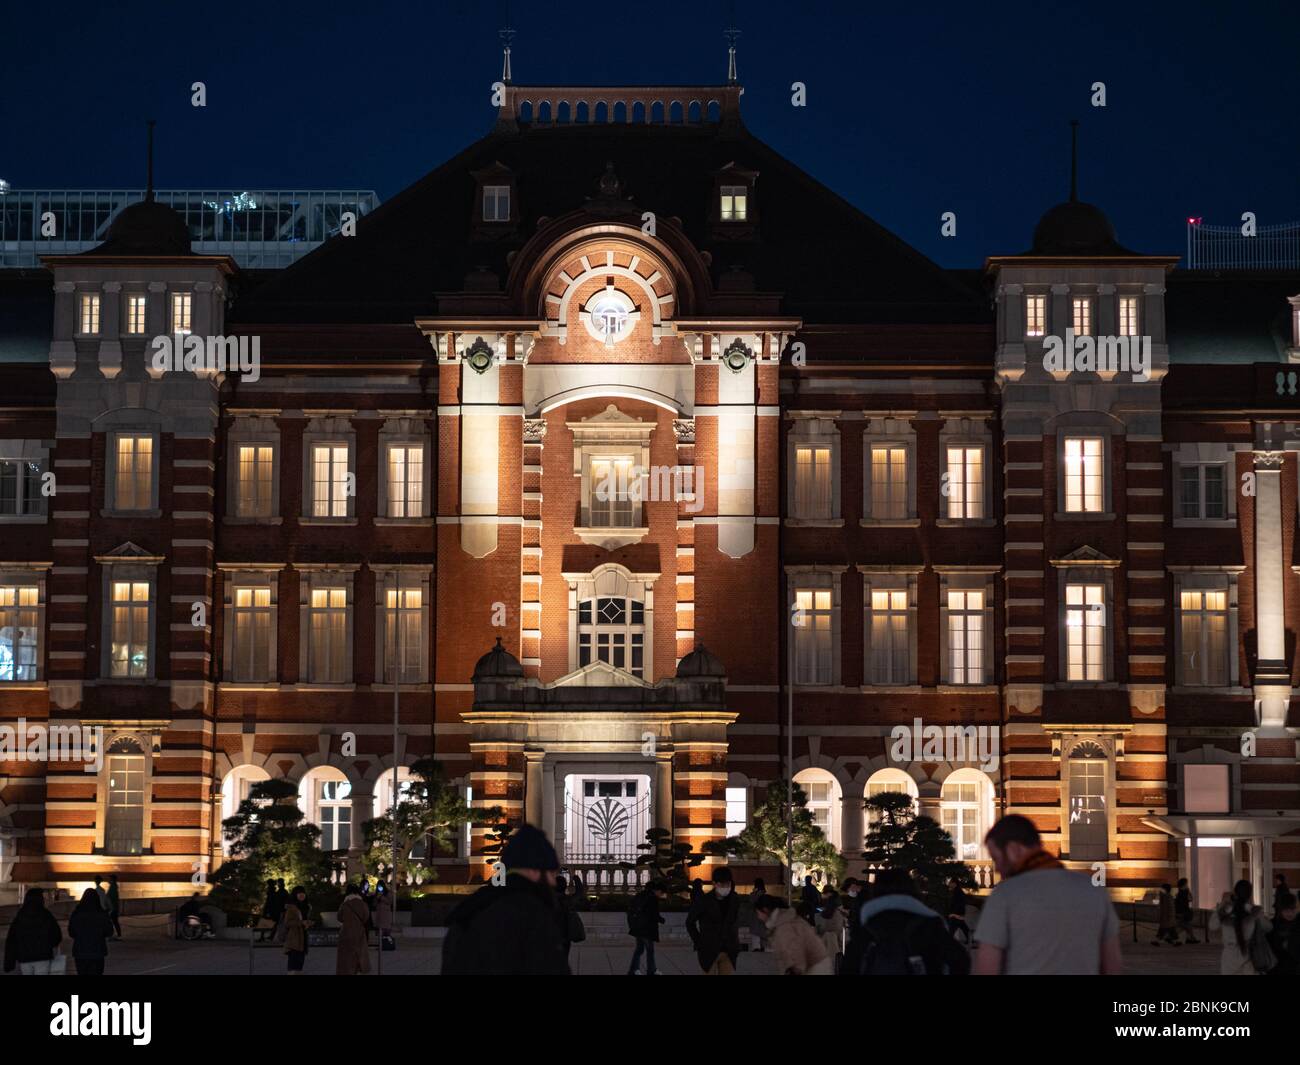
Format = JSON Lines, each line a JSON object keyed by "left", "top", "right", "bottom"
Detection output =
{"left": 524, "top": 751, "right": 544, "bottom": 825}
{"left": 655, "top": 754, "right": 674, "bottom": 834}
{"left": 1253, "top": 450, "right": 1290, "bottom": 729}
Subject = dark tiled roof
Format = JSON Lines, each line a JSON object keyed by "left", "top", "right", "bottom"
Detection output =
{"left": 1166, "top": 272, "right": 1299, "bottom": 363}
{"left": 0, "top": 272, "right": 53, "bottom": 364}
{"left": 231, "top": 118, "right": 988, "bottom": 326}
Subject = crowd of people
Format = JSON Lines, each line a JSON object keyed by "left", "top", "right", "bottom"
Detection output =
{"left": 2, "top": 875, "right": 122, "bottom": 976}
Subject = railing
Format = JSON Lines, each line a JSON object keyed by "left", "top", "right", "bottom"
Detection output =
{"left": 1186, "top": 218, "right": 1300, "bottom": 270}
{"left": 561, "top": 861, "right": 651, "bottom": 894}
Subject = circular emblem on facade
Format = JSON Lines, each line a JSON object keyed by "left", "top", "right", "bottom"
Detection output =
{"left": 464, "top": 337, "right": 495, "bottom": 374}
{"left": 722, "top": 338, "right": 753, "bottom": 373}
{"left": 582, "top": 289, "right": 636, "bottom": 345}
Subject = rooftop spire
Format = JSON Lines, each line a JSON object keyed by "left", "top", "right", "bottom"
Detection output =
{"left": 145, "top": 119, "right": 156, "bottom": 202}
{"left": 499, "top": 1, "right": 515, "bottom": 85}
{"left": 1069, "top": 118, "right": 1079, "bottom": 203}
{"left": 724, "top": 19, "right": 740, "bottom": 83}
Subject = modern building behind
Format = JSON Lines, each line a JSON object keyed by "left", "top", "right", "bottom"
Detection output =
{"left": 0, "top": 61, "right": 1298, "bottom": 906}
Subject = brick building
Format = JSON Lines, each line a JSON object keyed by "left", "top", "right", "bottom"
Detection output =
{"left": 1, "top": 72, "right": 1298, "bottom": 904}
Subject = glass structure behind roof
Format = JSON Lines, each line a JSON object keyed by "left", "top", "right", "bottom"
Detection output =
{"left": 0, "top": 189, "right": 380, "bottom": 268}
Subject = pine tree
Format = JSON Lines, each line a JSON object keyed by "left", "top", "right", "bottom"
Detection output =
{"left": 716, "top": 779, "right": 845, "bottom": 884}
{"left": 861, "top": 791, "right": 973, "bottom": 910}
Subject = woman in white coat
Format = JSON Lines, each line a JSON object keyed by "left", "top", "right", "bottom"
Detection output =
{"left": 1208, "top": 880, "right": 1271, "bottom": 975}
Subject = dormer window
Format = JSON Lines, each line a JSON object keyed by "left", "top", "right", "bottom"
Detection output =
{"left": 720, "top": 185, "right": 748, "bottom": 222}
{"left": 126, "top": 294, "right": 147, "bottom": 335}
{"left": 170, "top": 292, "right": 192, "bottom": 335}
{"left": 78, "top": 293, "right": 101, "bottom": 336}
{"left": 1072, "top": 296, "right": 1093, "bottom": 336}
{"left": 482, "top": 185, "right": 511, "bottom": 222}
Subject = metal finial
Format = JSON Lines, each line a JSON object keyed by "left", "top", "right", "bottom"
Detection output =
{"left": 500, "top": 1, "right": 515, "bottom": 85}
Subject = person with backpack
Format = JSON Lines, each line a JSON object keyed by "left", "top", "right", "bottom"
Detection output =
{"left": 68, "top": 888, "right": 115, "bottom": 975}
{"left": 1209, "top": 880, "right": 1272, "bottom": 976}
{"left": 1174, "top": 877, "right": 1199, "bottom": 944}
{"left": 973, "top": 815, "right": 1121, "bottom": 975}
{"left": 685, "top": 867, "right": 742, "bottom": 974}
{"left": 751, "top": 895, "right": 832, "bottom": 974}
{"left": 626, "top": 879, "right": 667, "bottom": 975}
{"left": 3, "top": 887, "right": 63, "bottom": 975}
{"left": 856, "top": 870, "right": 969, "bottom": 976}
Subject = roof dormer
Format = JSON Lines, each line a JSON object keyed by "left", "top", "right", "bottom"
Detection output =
{"left": 472, "top": 162, "right": 518, "bottom": 237}
{"left": 710, "top": 162, "right": 758, "bottom": 240}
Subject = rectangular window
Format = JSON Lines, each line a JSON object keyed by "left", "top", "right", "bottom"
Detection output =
{"left": 114, "top": 435, "right": 153, "bottom": 511}
{"left": 869, "top": 445, "right": 908, "bottom": 519}
{"left": 1178, "top": 464, "right": 1226, "bottom": 520}
{"left": 589, "top": 456, "right": 634, "bottom": 528}
{"left": 576, "top": 594, "right": 645, "bottom": 678}
{"left": 725, "top": 787, "right": 747, "bottom": 837}
{"left": 1065, "top": 583, "right": 1106, "bottom": 681}
{"left": 1063, "top": 435, "right": 1104, "bottom": 513}
{"left": 1068, "top": 758, "right": 1107, "bottom": 860}
{"left": 230, "top": 586, "right": 272, "bottom": 682}
{"left": 1183, "top": 764, "right": 1230, "bottom": 814}
{"left": 384, "top": 587, "right": 423, "bottom": 683}
{"left": 794, "top": 445, "right": 833, "bottom": 519}
{"left": 946, "top": 590, "right": 984, "bottom": 684}
{"left": 318, "top": 780, "right": 351, "bottom": 851}
{"left": 1118, "top": 296, "right": 1140, "bottom": 337}
{"left": 308, "top": 587, "right": 348, "bottom": 683}
{"left": 170, "top": 292, "right": 192, "bottom": 335}
{"left": 311, "top": 443, "right": 350, "bottom": 518}
{"left": 387, "top": 444, "right": 424, "bottom": 518}
{"left": 869, "top": 589, "right": 910, "bottom": 685}
{"left": 236, "top": 444, "right": 274, "bottom": 518}
{"left": 79, "top": 293, "right": 101, "bottom": 335}
{"left": 1179, "top": 589, "right": 1228, "bottom": 687}
{"left": 0, "top": 457, "right": 47, "bottom": 516}
{"left": 0, "top": 585, "right": 40, "bottom": 682}
{"left": 1072, "top": 296, "right": 1093, "bottom": 336}
{"left": 110, "top": 580, "right": 150, "bottom": 678}
{"left": 1025, "top": 294, "right": 1046, "bottom": 338}
{"left": 720, "top": 185, "right": 748, "bottom": 222}
{"left": 793, "top": 588, "right": 833, "bottom": 685}
{"left": 482, "top": 185, "right": 510, "bottom": 222}
{"left": 126, "top": 294, "right": 147, "bottom": 335}
{"left": 105, "top": 752, "right": 146, "bottom": 856}
{"left": 945, "top": 446, "right": 984, "bottom": 519}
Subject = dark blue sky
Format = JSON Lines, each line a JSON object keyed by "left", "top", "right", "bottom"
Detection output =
{"left": 3, "top": 0, "right": 1296, "bottom": 267}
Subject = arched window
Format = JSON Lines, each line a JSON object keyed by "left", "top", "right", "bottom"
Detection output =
{"left": 220, "top": 765, "right": 270, "bottom": 855}
{"left": 299, "top": 766, "right": 353, "bottom": 852}
{"left": 375, "top": 766, "right": 428, "bottom": 860}
{"left": 577, "top": 592, "right": 645, "bottom": 677}
{"left": 105, "top": 738, "right": 146, "bottom": 856}
{"left": 941, "top": 768, "right": 995, "bottom": 861}
{"left": 865, "top": 768, "right": 919, "bottom": 828}
{"left": 1068, "top": 742, "right": 1109, "bottom": 860}
{"left": 793, "top": 768, "right": 841, "bottom": 848}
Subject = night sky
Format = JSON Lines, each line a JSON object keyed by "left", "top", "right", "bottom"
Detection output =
{"left": 3, "top": 0, "right": 1296, "bottom": 267}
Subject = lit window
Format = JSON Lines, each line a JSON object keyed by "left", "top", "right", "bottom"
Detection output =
{"left": 868, "top": 589, "right": 911, "bottom": 685}
{"left": 0, "top": 585, "right": 40, "bottom": 682}
{"left": 584, "top": 289, "right": 636, "bottom": 346}
{"left": 110, "top": 581, "right": 150, "bottom": 678}
{"left": 869, "top": 445, "right": 908, "bottom": 519}
{"left": 793, "top": 588, "right": 833, "bottom": 685}
{"left": 577, "top": 593, "right": 645, "bottom": 677}
{"left": 317, "top": 779, "right": 352, "bottom": 851}
{"left": 114, "top": 435, "right": 153, "bottom": 511}
{"left": 794, "top": 445, "right": 833, "bottom": 519}
{"left": 230, "top": 586, "right": 272, "bottom": 682}
{"left": 866, "top": 769, "right": 918, "bottom": 829}
{"left": 720, "top": 185, "right": 748, "bottom": 222}
{"left": 794, "top": 769, "right": 840, "bottom": 847}
{"left": 0, "top": 456, "right": 47, "bottom": 516}
{"left": 945, "top": 446, "right": 984, "bottom": 519}
{"left": 311, "top": 443, "right": 350, "bottom": 518}
{"left": 126, "top": 294, "right": 147, "bottom": 335}
{"left": 1065, "top": 584, "right": 1105, "bottom": 681}
{"left": 1179, "top": 464, "right": 1226, "bottom": 519}
{"left": 1068, "top": 744, "right": 1107, "bottom": 860}
{"left": 387, "top": 444, "right": 424, "bottom": 518}
{"left": 384, "top": 586, "right": 423, "bottom": 683}
{"left": 482, "top": 185, "right": 510, "bottom": 222}
{"left": 308, "top": 587, "right": 349, "bottom": 683}
{"left": 1179, "top": 589, "right": 1227, "bottom": 687}
{"left": 236, "top": 444, "right": 274, "bottom": 518}
{"left": 1072, "top": 297, "right": 1092, "bottom": 336}
{"left": 947, "top": 590, "right": 984, "bottom": 684}
{"left": 1025, "top": 294, "right": 1046, "bottom": 338}
{"left": 590, "top": 456, "right": 635, "bottom": 528}
{"left": 1063, "top": 436, "right": 1104, "bottom": 513}
{"left": 1118, "top": 296, "right": 1140, "bottom": 337}
{"left": 79, "top": 293, "right": 101, "bottom": 335}
{"left": 941, "top": 778, "right": 984, "bottom": 862}
{"left": 725, "top": 787, "right": 747, "bottom": 837}
{"left": 170, "top": 292, "right": 192, "bottom": 335}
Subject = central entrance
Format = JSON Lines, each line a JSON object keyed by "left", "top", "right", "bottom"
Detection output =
{"left": 563, "top": 773, "right": 652, "bottom": 863}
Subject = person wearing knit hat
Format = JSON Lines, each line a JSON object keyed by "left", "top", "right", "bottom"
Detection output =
{"left": 441, "top": 823, "right": 570, "bottom": 975}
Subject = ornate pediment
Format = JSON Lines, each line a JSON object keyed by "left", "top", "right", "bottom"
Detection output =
{"left": 1050, "top": 544, "right": 1120, "bottom": 568}
{"left": 552, "top": 660, "right": 650, "bottom": 689}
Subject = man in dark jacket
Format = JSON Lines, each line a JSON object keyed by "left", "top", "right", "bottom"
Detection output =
{"left": 627, "top": 879, "right": 667, "bottom": 975}
{"left": 69, "top": 888, "right": 115, "bottom": 976}
{"left": 686, "top": 867, "right": 742, "bottom": 974}
{"left": 3, "top": 887, "right": 62, "bottom": 975}
{"left": 800, "top": 875, "right": 821, "bottom": 925}
{"left": 441, "top": 824, "right": 570, "bottom": 976}
{"left": 857, "top": 870, "right": 970, "bottom": 976}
